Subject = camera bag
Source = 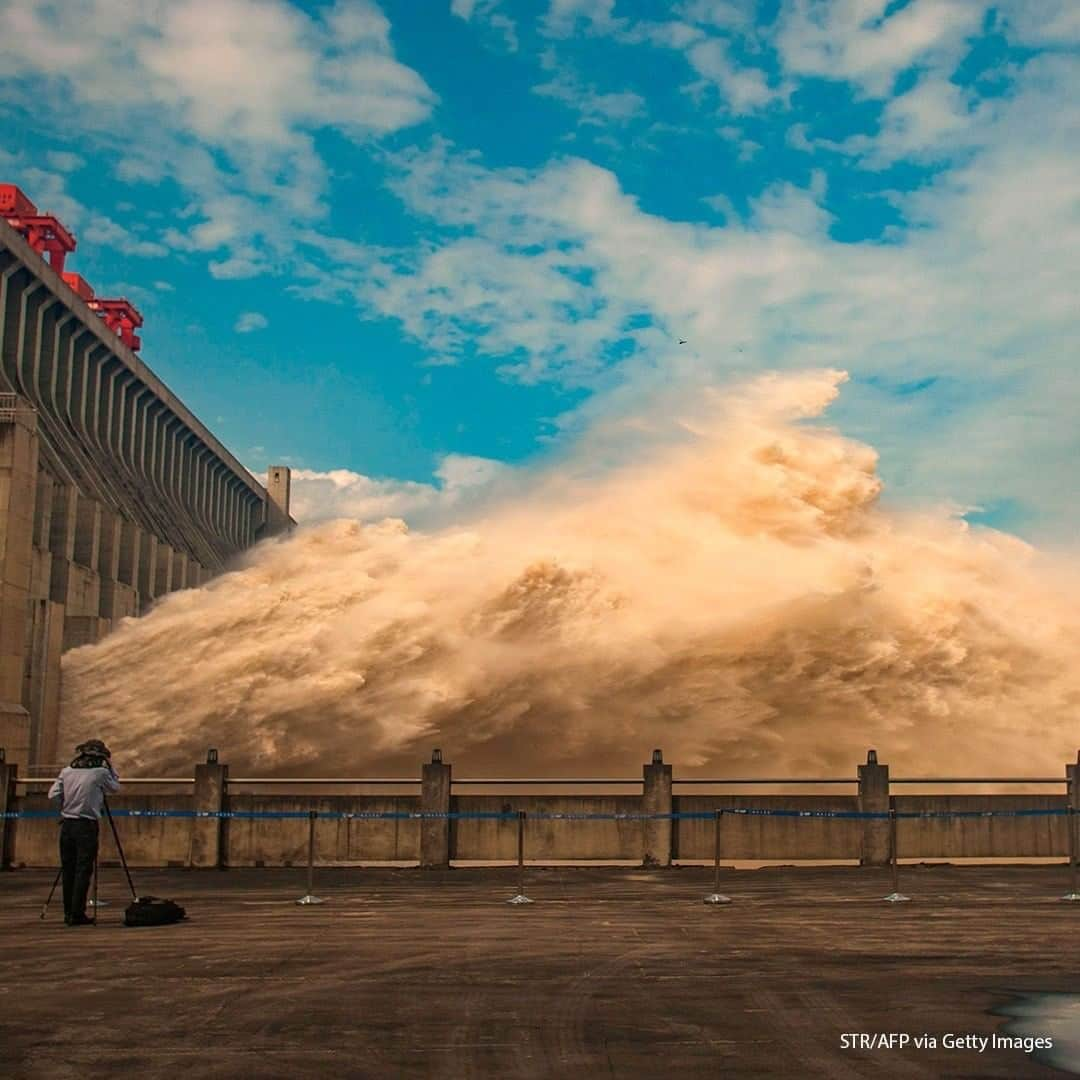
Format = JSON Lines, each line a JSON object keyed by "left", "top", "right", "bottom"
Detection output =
{"left": 124, "top": 896, "right": 187, "bottom": 927}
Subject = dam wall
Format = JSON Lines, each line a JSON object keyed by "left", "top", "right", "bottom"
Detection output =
{"left": 2, "top": 750, "right": 1076, "bottom": 869}
{"left": 0, "top": 216, "right": 292, "bottom": 770}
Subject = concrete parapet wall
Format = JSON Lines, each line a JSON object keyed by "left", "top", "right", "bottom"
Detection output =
{"left": 6, "top": 789, "right": 1069, "bottom": 869}
{"left": 13, "top": 794, "right": 195, "bottom": 868}
{"left": 4, "top": 752, "right": 1076, "bottom": 869}
{"left": 453, "top": 795, "right": 644, "bottom": 861}
{"left": 227, "top": 796, "right": 421, "bottom": 866}
{"left": 674, "top": 796, "right": 862, "bottom": 861}
{"left": 894, "top": 795, "right": 1067, "bottom": 858}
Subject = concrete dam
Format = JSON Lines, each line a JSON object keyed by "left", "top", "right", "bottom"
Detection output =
{"left": 0, "top": 197, "right": 292, "bottom": 772}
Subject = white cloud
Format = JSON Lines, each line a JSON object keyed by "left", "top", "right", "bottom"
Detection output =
{"left": 81, "top": 214, "right": 169, "bottom": 257}
{"left": 542, "top": 0, "right": 618, "bottom": 37}
{"left": 0, "top": 0, "right": 435, "bottom": 281}
{"left": 290, "top": 454, "right": 511, "bottom": 524}
{"left": 44, "top": 150, "right": 85, "bottom": 173}
{"left": 532, "top": 67, "right": 646, "bottom": 125}
{"left": 773, "top": 0, "right": 985, "bottom": 98}
{"left": 676, "top": 1, "right": 750, "bottom": 29}
{"left": 867, "top": 76, "right": 987, "bottom": 164}
{"left": 373, "top": 138, "right": 827, "bottom": 380}
{"left": 234, "top": 311, "right": 269, "bottom": 333}
{"left": 683, "top": 37, "right": 781, "bottom": 113}
{"left": 0, "top": 0, "right": 436, "bottom": 146}
{"left": 995, "top": 0, "right": 1080, "bottom": 46}
{"left": 553, "top": 6, "right": 781, "bottom": 117}
{"left": 450, "top": 0, "right": 518, "bottom": 51}
{"left": 749, "top": 173, "right": 832, "bottom": 236}
{"left": 358, "top": 50, "right": 1080, "bottom": 538}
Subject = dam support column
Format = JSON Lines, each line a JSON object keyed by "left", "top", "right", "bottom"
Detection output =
{"left": 154, "top": 541, "right": 173, "bottom": 597}
{"left": 0, "top": 402, "right": 39, "bottom": 768}
{"left": 189, "top": 750, "right": 229, "bottom": 869}
{"left": 0, "top": 749, "right": 17, "bottom": 868}
{"left": 137, "top": 532, "right": 157, "bottom": 611}
{"left": 858, "top": 750, "right": 890, "bottom": 867}
{"left": 421, "top": 749, "right": 452, "bottom": 869}
{"left": 642, "top": 749, "right": 672, "bottom": 867}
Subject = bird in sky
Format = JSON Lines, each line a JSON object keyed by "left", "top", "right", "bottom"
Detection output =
{"left": 678, "top": 339, "right": 687, "bottom": 345}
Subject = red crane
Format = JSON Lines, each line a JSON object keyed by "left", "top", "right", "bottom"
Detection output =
{"left": 0, "top": 184, "right": 76, "bottom": 273}
{"left": 3, "top": 182, "right": 144, "bottom": 352}
{"left": 88, "top": 298, "right": 143, "bottom": 352}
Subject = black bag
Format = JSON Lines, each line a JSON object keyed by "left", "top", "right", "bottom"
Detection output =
{"left": 124, "top": 895, "right": 186, "bottom": 927}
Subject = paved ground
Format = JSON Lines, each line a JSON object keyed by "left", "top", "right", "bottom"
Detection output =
{"left": 1, "top": 864, "right": 1078, "bottom": 1079}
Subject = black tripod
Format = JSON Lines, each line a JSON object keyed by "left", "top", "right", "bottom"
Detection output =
{"left": 102, "top": 798, "right": 139, "bottom": 905}
{"left": 40, "top": 799, "right": 138, "bottom": 921}
{"left": 40, "top": 864, "right": 63, "bottom": 921}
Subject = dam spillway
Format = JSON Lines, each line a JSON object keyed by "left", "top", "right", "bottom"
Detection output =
{"left": 0, "top": 213, "right": 292, "bottom": 770}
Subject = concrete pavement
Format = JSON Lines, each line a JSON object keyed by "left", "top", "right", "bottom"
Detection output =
{"left": 1, "top": 864, "right": 1077, "bottom": 1079}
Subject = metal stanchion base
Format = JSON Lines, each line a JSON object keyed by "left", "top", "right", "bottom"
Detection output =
{"left": 1060, "top": 892, "right": 1080, "bottom": 902}
{"left": 883, "top": 891, "right": 911, "bottom": 903}
{"left": 88, "top": 899, "right": 108, "bottom": 907}
{"left": 295, "top": 895, "right": 326, "bottom": 906}
{"left": 506, "top": 894, "right": 534, "bottom": 905}
{"left": 703, "top": 893, "right": 732, "bottom": 905}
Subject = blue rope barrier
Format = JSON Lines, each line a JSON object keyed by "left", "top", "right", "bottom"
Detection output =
{"left": 3, "top": 807, "right": 1072, "bottom": 821}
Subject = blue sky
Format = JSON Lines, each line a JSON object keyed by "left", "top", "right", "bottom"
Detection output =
{"left": 0, "top": 0, "right": 1077, "bottom": 539}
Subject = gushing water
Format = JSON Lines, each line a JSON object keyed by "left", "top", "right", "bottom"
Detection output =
{"left": 61, "top": 371, "right": 1080, "bottom": 776}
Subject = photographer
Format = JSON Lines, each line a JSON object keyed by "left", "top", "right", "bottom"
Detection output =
{"left": 47, "top": 740, "right": 121, "bottom": 926}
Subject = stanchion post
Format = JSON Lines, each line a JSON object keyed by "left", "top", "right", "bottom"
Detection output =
{"left": 1063, "top": 751, "right": 1079, "bottom": 902}
{"left": 883, "top": 798, "right": 909, "bottom": 903}
{"left": 189, "top": 749, "right": 228, "bottom": 869}
{"left": 296, "top": 809, "right": 325, "bottom": 906}
{"left": 0, "top": 749, "right": 17, "bottom": 869}
{"left": 507, "top": 810, "right": 533, "bottom": 904}
{"left": 704, "top": 809, "right": 731, "bottom": 905}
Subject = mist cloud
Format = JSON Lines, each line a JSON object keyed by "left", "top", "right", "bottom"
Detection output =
{"left": 62, "top": 370, "right": 1080, "bottom": 777}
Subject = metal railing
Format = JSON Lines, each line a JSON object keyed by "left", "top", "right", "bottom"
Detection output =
{"left": 228, "top": 778, "right": 419, "bottom": 786}
{"left": 13, "top": 774, "right": 1065, "bottom": 788}
{"left": 16, "top": 777, "right": 193, "bottom": 785}
{"left": 891, "top": 778, "right": 1061, "bottom": 784}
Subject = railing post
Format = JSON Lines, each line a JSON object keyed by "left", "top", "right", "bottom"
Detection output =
{"left": 0, "top": 749, "right": 17, "bottom": 869}
{"left": 189, "top": 748, "right": 228, "bottom": 869}
{"left": 858, "top": 749, "right": 890, "bottom": 867}
{"left": 642, "top": 749, "right": 672, "bottom": 867}
{"left": 1064, "top": 751, "right": 1079, "bottom": 902}
{"left": 421, "top": 748, "right": 451, "bottom": 869}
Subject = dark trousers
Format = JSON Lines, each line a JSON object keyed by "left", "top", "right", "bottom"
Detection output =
{"left": 59, "top": 818, "right": 99, "bottom": 919}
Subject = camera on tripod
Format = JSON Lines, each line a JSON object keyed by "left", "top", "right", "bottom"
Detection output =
{"left": 71, "top": 739, "right": 112, "bottom": 769}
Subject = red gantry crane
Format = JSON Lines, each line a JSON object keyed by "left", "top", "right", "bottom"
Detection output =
{"left": 1, "top": 182, "right": 144, "bottom": 351}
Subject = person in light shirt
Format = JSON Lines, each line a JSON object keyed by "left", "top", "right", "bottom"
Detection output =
{"left": 48, "top": 740, "right": 121, "bottom": 926}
